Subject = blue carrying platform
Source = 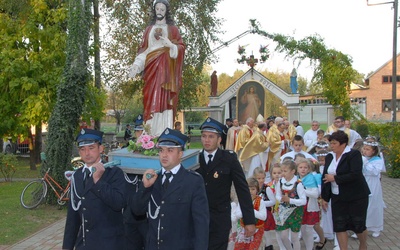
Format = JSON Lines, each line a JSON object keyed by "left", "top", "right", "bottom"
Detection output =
{"left": 107, "top": 148, "right": 200, "bottom": 174}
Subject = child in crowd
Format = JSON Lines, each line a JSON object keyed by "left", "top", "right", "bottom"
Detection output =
{"left": 294, "top": 153, "right": 306, "bottom": 162}
{"left": 253, "top": 167, "right": 277, "bottom": 250}
{"left": 351, "top": 138, "right": 365, "bottom": 152}
{"left": 308, "top": 140, "right": 329, "bottom": 157}
{"left": 360, "top": 137, "right": 385, "bottom": 238}
{"left": 309, "top": 158, "right": 326, "bottom": 247}
{"left": 322, "top": 134, "right": 330, "bottom": 144}
{"left": 297, "top": 158, "right": 325, "bottom": 250}
{"left": 315, "top": 150, "right": 339, "bottom": 249}
{"left": 269, "top": 164, "right": 287, "bottom": 250}
{"left": 281, "top": 135, "right": 316, "bottom": 163}
{"left": 232, "top": 178, "right": 267, "bottom": 250}
{"left": 316, "top": 129, "right": 325, "bottom": 142}
{"left": 274, "top": 160, "right": 306, "bottom": 250}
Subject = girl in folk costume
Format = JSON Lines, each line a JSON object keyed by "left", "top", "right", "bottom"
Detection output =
{"left": 253, "top": 167, "right": 275, "bottom": 250}
{"left": 316, "top": 150, "right": 340, "bottom": 249}
{"left": 274, "top": 160, "right": 306, "bottom": 250}
{"left": 232, "top": 178, "right": 267, "bottom": 250}
{"left": 361, "top": 137, "right": 385, "bottom": 238}
{"left": 296, "top": 158, "right": 325, "bottom": 250}
{"left": 310, "top": 158, "right": 326, "bottom": 249}
{"left": 265, "top": 164, "right": 287, "bottom": 250}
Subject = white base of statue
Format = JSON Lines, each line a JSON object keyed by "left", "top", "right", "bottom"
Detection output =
{"left": 146, "top": 110, "right": 173, "bottom": 136}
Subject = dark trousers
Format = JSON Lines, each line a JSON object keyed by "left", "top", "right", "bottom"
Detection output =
{"left": 123, "top": 221, "right": 148, "bottom": 250}
{"left": 208, "top": 229, "right": 230, "bottom": 250}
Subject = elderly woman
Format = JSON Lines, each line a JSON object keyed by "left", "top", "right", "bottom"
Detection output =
{"left": 321, "top": 130, "right": 370, "bottom": 250}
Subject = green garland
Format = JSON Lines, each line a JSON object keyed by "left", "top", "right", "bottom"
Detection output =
{"left": 249, "top": 20, "right": 358, "bottom": 119}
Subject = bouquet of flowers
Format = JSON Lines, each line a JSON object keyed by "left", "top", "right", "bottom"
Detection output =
{"left": 127, "top": 133, "right": 159, "bottom": 156}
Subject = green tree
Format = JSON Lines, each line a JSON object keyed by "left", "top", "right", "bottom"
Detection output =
{"left": 45, "top": 0, "right": 91, "bottom": 189}
{"left": 0, "top": 0, "right": 67, "bottom": 169}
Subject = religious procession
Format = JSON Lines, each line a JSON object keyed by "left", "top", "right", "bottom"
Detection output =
{"left": 60, "top": 0, "right": 386, "bottom": 249}
{"left": 4, "top": 0, "right": 397, "bottom": 249}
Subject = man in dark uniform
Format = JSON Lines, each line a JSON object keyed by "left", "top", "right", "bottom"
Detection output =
{"left": 63, "top": 128, "right": 126, "bottom": 250}
{"left": 133, "top": 128, "right": 209, "bottom": 249}
{"left": 221, "top": 118, "right": 232, "bottom": 149}
{"left": 133, "top": 114, "right": 145, "bottom": 140}
{"left": 124, "top": 124, "right": 133, "bottom": 141}
{"left": 196, "top": 117, "right": 256, "bottom": 250}
{"left": 123, "top": 174, "right": 148, "bottom": 250}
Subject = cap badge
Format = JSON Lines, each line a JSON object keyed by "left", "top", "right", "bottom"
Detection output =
{"left": 207, "top": 117, "right": 211, "bottom": 122}
{"left": 138, "top": 114, "right": 142, "bottom": 119}
{"left": 165, "top": 128, "right": 170, "bottom": 134}
{"left": 213, "top": 171, "right": 219, "bottom": 178}
{"left": 80, "top": 129, "right": 85, "bottom": 135}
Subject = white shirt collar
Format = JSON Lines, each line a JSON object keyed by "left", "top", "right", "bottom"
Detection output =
{"left": 162, "top": 164, "right": 180, "bottom": 175}
{"left": 203, "top": 149, "right": 217, "bottom": 159}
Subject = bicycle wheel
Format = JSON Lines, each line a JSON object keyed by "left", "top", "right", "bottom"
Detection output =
{"left": 20, "top": 179, "right": 47, "bottom": 209}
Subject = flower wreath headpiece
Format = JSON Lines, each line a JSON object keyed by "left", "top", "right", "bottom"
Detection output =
{"left": 314, "top": 142, "right": 329, "bottom": 148}
{"left": 315, "top": 152, "right": 329, "bottom": 157}
{"left": 363, "top": 140, "right": 379, "bottom": 147}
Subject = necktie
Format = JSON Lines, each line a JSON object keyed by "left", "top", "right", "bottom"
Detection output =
{"left": 83, "top": 168, "right": 90, "bottom": 188}
{"left": 207, "top": 154, "right": 213, "bottom": 167}
{"left": 163, "top": 172, "right": 172, "bottom": 190}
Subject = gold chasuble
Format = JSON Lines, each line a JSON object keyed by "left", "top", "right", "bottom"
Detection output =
{"left": 326, "top": 124, "right": 351, "bottom": 138}
{"left": 234, "top": 125, "right": 253, "bottom": 153}
{"left": 239, "top": 127, "right": 269, "bottom": 165}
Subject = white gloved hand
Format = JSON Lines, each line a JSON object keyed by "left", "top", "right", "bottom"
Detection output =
{"left": 128, "top": 64, "right": 140, "bottom": 78}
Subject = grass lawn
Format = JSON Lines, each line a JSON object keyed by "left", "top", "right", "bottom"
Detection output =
{"left": 0, "top": 181, "right": 67, "bottom": 245}
{"left": 0, "top": 157, "right": 66, "bottom": 246}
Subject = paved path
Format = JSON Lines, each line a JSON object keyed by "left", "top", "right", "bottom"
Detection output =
{"left": 3, "top": 174, "right": 400, "bottom": 249}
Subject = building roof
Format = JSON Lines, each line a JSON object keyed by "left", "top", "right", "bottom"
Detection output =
{"left": 366, "top": 53, "right": 400, "bottom": 79}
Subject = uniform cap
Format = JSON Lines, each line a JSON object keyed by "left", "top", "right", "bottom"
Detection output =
{"left": 157, "top": 128, "right": 188, "bottom": 149}
{"left": 135, "top": 114, "right": 144, "bottom": 126}
{"left": 76, "top": 128, "right": 104, "bottom": 147}
{"left": 200, "top": 117, "right": 225, "bottom": 134}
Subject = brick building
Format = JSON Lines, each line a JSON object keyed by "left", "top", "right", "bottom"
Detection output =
{"left": 350, "top": 54, "right": 400, "bottom": 121}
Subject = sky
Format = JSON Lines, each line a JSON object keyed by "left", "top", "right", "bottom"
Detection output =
{"left": 210, "top": 0, "right": 397, "bottom": 80}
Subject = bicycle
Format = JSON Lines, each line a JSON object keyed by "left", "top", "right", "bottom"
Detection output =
{"left": 20, "top": 168, "right": 73, "bottom": 209}
{"left": 20, "top": 159, "right": 122, "bottom": 209}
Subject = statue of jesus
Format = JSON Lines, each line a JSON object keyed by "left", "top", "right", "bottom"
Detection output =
{"left": 129, "top": 0, "right": 185, "bottom": 136}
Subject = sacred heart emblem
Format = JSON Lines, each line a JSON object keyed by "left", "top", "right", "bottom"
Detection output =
{"left": 154, "top": 28, "right": 163, "bottom": 40}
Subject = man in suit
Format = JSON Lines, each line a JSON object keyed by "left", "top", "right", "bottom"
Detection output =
{"left": 63, "top": 128, "right": 126, "bottom": 250}
{"left": 133, "top": 128, "right": 209, "bottom": 250}
{"left": 196, "top": 117, "right": 256, "bottom": 250}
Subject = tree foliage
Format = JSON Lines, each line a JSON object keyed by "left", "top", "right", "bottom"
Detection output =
{"left": 0, "top": 0, "right": 67, "bottom": 168}
{"left": 44, "top": 0, "right": 91, "bottom": 190}
{"left": 0, "top": 0, "right": 67, "bottom": 135}
{"left": 101, "top": 0, "right": 223, "bottom": 114}
{"left": 251, "top": 20, "right": 359, "bottom": 119}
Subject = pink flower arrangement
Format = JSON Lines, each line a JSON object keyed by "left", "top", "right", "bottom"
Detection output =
{"left": 127, "top": 134, "right": 158, "bottom": 156}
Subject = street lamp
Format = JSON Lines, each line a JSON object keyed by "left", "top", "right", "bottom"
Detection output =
{"left": 367, "top": 0, "right": 398, "bottom": 122}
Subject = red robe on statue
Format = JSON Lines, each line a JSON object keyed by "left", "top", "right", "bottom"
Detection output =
{"left": 137, "top": 25, "right": 185, "bottom": 123}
